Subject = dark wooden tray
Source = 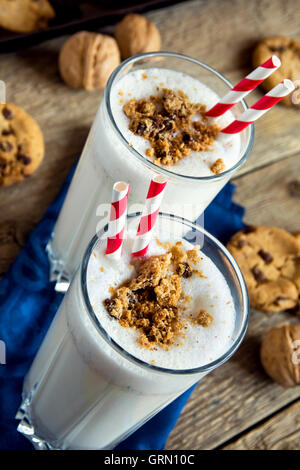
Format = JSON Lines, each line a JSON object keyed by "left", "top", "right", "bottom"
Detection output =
{"left": 0, "top": 0, "right": 183, "bottom": 53}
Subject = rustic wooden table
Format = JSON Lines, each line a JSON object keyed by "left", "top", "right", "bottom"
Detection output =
{"left": 1, "top": 0, "right": 299, "bottom": 450}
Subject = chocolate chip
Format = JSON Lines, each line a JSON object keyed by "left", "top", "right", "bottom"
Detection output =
{"left": 258, "top": 249, "right": 273, "bottom": 264}
{"left": 0, "top": 159, "right": 7, "bottom": 169}
{"left": 156, "top": 150, "right": 167, "bottom": 159}
{"left": 0, "top": 141, "right": 13, "bottom": 152}
{"left": 17, "top": 154, "right": 32, "bottom": 165}
{"left": 237, "top": 239, "right": 247, "bottom": 248}
{"left": 104, "top": 298, "right": 111, "bottom": 306}
{"left": 252, "top": 267, "right": 265, "bottom": 283}
{"left": 181, "top": 262, "right": 193, "bottom": 278}
{"left": 127, "top": 291, "right": 137, "bottom": 307}
{"left": 2, "top": 129, "right": 13, "bottom": 136}
{"left": 182, "top": 133, "right": 191, "bottom": 144}
{"left": 103, "top": 298, "right": 115, "bottom": 314}
{"left": 243, "top": 225, "right": 256, "bottom": 234}
{"left": 164, "top": 119, "right": 174, "bottom": 131}
{"left": 2, "top": 108, "right": 13, "bottom": 120}
{"left": 152, "top": 117, "right": 164, "bottom": 131}
{"left": 136, "top": 122, "right": 147, "bottom": 135}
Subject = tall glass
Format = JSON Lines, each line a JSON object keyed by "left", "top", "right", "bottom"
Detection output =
{"left": 18, "top": 213, "right": 249, "bottom": 450}
{"left": 47, "top": 51, "right": 254, "bottom": 291}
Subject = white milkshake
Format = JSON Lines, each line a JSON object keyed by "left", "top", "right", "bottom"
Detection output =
{"left": 18, "top": 214, "right": 249, "bottom": 450}
{"left": 47, "top": 53, "right": 253, "bottom": 287}
{"left": 110, "top": 69, "right": 241, "bottom": 178}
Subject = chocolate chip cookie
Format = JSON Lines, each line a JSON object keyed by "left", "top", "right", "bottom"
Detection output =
{"left": 227, "top": 226, "right": 300, "bottom": 313}
{"left": 0, "top": 103, "right": 45, "bottom": 187}
{"left": 0, "top": 0, "right": 55, "bottom": 33}
{"left": 253, "top": 36, "right": 300, "bottom": 107}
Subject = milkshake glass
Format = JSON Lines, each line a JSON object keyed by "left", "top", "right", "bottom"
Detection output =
{"left": 47, "top": 52, "right": 254, "bottom": 290}
{"left": 18, "top": 212, "right": 249, "bottom": 450}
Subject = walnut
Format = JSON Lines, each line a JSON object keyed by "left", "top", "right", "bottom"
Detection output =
{"left": 260, "top": 325, "right": 300, "bottom": 387}
{"left": 115, "top": 14, "right": 161, "bottom": 59}
{"left": 59, "top": 31, "right": 120, "bottom": 91}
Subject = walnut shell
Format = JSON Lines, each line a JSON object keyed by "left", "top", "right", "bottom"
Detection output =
{"left": 59, "top": 31, "right": 121, "bottom": 91}
{"left": 115, "top": 14, "right": 161, "bottom": 59}
{"left": 261, "top": 325, "right": 300, "bottom": 387}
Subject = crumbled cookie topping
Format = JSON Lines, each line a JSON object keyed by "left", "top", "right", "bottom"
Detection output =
{"left": 103, "top": 242, "right": 213, "bottom": 350}
{"left": 210, "top": 158, "right": 225, "bottom": 175}
{"left": 194, "top": 310, "right": 214, "bottom": 327}
{"left": 123, "top": 88, "right": 220, "bottom": 167}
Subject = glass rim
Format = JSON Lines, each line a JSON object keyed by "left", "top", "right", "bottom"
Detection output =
{"left": 80, "top": 212, "right": 249, "bottom": 376}
{"left": 104, "top": 51, "right": 254, "bottom": 183}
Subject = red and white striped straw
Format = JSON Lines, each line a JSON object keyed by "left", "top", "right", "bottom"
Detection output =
{"left": 132, "top": 176, "right": 167, "bottom": 258}
{"left": 105, "top": 181, "right": 130, "bottom": 258}
{"left": 220, "top": 79, "right": 295, "bottom": 134}
{"left": 205, "top": 56, "right": 281, "bottom": 118}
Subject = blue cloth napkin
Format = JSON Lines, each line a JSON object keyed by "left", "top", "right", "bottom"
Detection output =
{"left": 0, "top": 166, "right": 245, "bottom": 451}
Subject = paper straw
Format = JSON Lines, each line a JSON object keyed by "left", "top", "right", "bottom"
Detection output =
{"left": 105, "top": 181, "right": 130, "bottom": 258}
{"left": 132, "top": 176, "right": 167, "bottom": 258}
{"left": 205, "top": 56, "right": 281, "bottom": 118}
{"left": 220, "top": 79, "right": 295, "bottom": 134}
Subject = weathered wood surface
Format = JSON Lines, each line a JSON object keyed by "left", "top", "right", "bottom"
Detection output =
{"left": 233, "top": 153, "right": 300, "bottom": 233}
{"left": 166, "top": 308, "right": 300, "bottom": 449}
{"left": 166, "top": 154, "right": 300, "bottom": 449}
{"left": 223, "top": 400, "right": 300, "bottom": 450}
{"left": 0, "top": 0, "right": 299, "bottom": 450}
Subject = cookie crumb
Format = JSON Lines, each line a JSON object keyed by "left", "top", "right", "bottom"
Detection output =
{"left": 187, "top": 246, "right": 201, "bottom": 264}
{"left": 146, "top": 147, "right": 155, "bottom": 158}
{"left": 211, "top": 158, "right": 225, "bottom": 175}
{"left": 103, "top": 242, "right": 205, "bottom": 349}
{"left": 155, "top": 236, "right": 163, "bottom": 246}
{"left": 123, "top": 88, "right": 220, "bottom": 167}
{"left": 194, "top": 310, "right": 214, "bottom": 327}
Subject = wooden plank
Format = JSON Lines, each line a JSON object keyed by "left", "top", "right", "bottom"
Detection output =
{"left": 149, "top": 0, "right": 300, "bottom": 178}
{"left": 222, "top": 400, "right": 300, "bottom": 450}
{"left": 150, "top": 0, "right": 300, "bottom": 74}
{"left": 166, "top": 310, "right": 300, "bottom": 450}
{"left": 166, "top": 154, "right": 300, "bottom": 449}
{"left": 233, "top": 153, "right": 300, "bottom": 232}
